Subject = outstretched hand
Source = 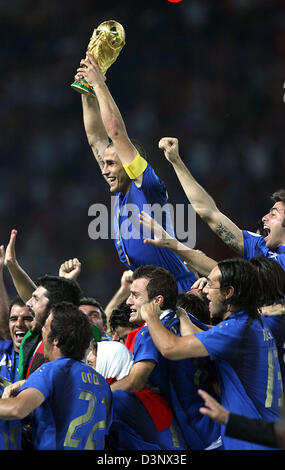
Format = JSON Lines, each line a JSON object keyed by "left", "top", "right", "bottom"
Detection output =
{"left": 198, "top": 389, "right": 229, "bottom": 425}
{"left": 139, "top": 211, "right": 173, "bottom": 248}
{"left": 4, "top": 229, "right": 18, "bottom": 267}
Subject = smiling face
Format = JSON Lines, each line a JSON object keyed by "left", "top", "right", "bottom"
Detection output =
{"left": 126, "top": 278, "right": 150, "bottom": 324}
{"left": 102, "top": 145, "right": 131, "bottom": 195}
{"left": 262, "top": 201, "right": 285, "bottom": 249}
{"left": 9, "top": 304, "right": 34, "bottom": 353}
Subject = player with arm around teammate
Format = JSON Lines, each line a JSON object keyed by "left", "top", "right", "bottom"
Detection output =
{"left": 0, "top": 302, "right": 112, "bottom": 450}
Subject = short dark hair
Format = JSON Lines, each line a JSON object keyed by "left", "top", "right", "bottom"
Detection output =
{"left": 217, "top": 258, "right": 261, "bottom": 317}
{"left": 177, "top": 292, "right": 210, "bottom": 324}
{"left": 271, "top": 189, "right": 285, "bottom": 206}
{"left": 132, "top": 265, "right": 178, "bottom": 311}
{"left": 9, "top": 295, "right": 26, "bottom": 315}
{"left": 49, "top": 302, "right": 93, "bottom": 360}
{"left": 271, "top": 190, "right": 285, "bottom": 228}
{"left": 109, "top": 301, "right": 135, "bottom": 333}
{"left": 35, "top": 275, "right": 82, "bottom": 308}
{"left": 79, "top": 297, "right": 107, "bottom": 326}
{"left": 250, "top": 256, "right": 285, "bottom": 306}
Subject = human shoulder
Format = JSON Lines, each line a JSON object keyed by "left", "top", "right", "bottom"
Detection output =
{"left": 242, "top": 230, "right": 265, "bottom": 248}
{"left": 195, "top": 311, "right": 250, "bottom": 342}
{"left": 123, "top": 153, "right": 148, "bottom": 188}
{"left": 243, "top": 230, "right": 263, "bottom": 239}
{"left": 0, "top": 339, "right": 14, "bottom": 353}
{"left": 133, "top": 324, "right": 160, "bottom": 363}
{"left": 135, "top": 324, "right": 150, "bottom": 341}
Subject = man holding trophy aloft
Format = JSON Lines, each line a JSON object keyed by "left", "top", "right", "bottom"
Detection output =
{"left": 74, "top": 20, "right": 196, "bottom": 293}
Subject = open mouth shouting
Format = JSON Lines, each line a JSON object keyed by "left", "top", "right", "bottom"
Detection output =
{"left": 263, "top": 225, "right": 270, "bottom": 241}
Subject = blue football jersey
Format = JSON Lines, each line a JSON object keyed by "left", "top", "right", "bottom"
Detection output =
{"left": 195, "top": 310, "right": 283, "bottom": 450}
{"left": 0, "top": 340, "right": 19, "bottom": 390}
{"left": 133, "top": 317, "right": 221, "bottom": 450}
{"left": 19, "top": 357, "right": 113, "bottom": 450}
{"left": 263, "top": 315, "right": 285, "bottom": 387}
{"left": 0, "top": 419, "right": 22, "bottom": 450}
{"left": 243, "top": 230, "right": 285, "bottom": 268}
{"left": 113, "top": 162, "right": 196, "bottom": 291}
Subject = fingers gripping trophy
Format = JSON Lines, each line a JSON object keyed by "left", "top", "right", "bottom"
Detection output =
{"left": 71, "top": 20, "right": 125, "bottom": 96}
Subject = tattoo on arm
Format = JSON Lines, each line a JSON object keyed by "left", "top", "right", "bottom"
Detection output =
{"left": 94, "top": 148, "right": 104, "bottom": 169}
{"left": 215, "top": 223, "right": 241, "bottom": 252}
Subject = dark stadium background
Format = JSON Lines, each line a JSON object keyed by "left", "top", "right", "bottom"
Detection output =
{"left": 1, "top": 0, "right": 284, "bottom": 305}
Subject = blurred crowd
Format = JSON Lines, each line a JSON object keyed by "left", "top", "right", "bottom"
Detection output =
{"left": 1, "top": 0, "right": 285, "bottom": 304}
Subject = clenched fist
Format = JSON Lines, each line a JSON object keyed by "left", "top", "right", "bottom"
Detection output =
{"left": 158, "top": 137, "right": 180, "bottom": 163}
{"left": 59, "top": 258, "right": 81, "bottom": 280}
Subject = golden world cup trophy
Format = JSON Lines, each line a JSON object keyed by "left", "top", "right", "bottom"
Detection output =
{"left": 71, "top": 20, "right": 125, "bottom": 97}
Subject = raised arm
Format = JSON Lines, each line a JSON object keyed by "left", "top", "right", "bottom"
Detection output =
{"left": 0, "top": 245, "right": 10, "bottom": 339}
{"left": 59, "top": 258, "right": 81, "bottom": 281}
{"left": 77, "top": 52, "right": 138, "bottom": 167}
{"left": 104, "top": 269, "right": 133, "bottom": 322}
{"left": 158, "top": 137, "right": 244, "bottom": 256}
{"left": 74, "top": 54, "right": 110, "bottom": 172}
{"left": 80, "top": 94, "right": 109, "bottom": 171}
{"left": 139, "top": 211, "right": 217, "bottom": 277}
{"left": 4, "top": 230, "right": 36, "bottom": 303}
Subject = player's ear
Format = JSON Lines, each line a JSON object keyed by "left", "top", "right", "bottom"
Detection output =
{"left": 153, "top": 295, "right": 164, "bottom": 308}
{"left": 53, "top": 338, "right": 60, "bottom": 348}
{"left": 223, "top": 285, "right": 234, "bottom": 301}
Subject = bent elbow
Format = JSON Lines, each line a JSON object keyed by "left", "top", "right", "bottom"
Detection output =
{"left": 131, "top": 382, "right": 145, "bottom": 393}
{"left": 160, "top": 344, "right": 179, "bottom": 360}
{"left": 8, "top": 404, "right": 27, "bottom": 421}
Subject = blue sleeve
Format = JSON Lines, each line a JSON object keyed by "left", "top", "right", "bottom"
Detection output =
{"left": 19, "top": 363, "right": 53, "bottom": 399}
{"left": 195, "top": 319, "right": 243, "bottom": 361}
{"left": 141, "top": 164, "right": 168, "bottom": 206}
{"left": 133, "top": 327, "right": 160, "bottom": 365}
{"left": 242, "top": 230, "right": 266, "bottom": 260}
{"left": 0, "top": 340, "right": 14, "bottom": 355}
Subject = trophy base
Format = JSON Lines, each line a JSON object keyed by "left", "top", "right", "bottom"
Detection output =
{"left": 71, "top": 78, "right": 96, "bottom": 97}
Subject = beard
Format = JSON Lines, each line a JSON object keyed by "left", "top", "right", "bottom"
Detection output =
{"left": 31, "top": 310, "right": 49, "bottom": 335}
